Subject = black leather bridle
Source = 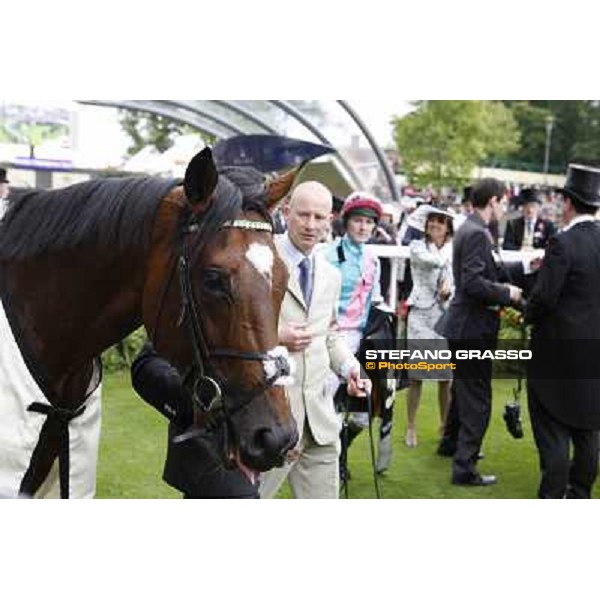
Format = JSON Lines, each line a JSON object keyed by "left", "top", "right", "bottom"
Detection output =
{"left": 152, "top": 202, "right": 292, "bottom": 444}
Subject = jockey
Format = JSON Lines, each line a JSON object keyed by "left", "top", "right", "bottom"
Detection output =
{"left": 323, "top": 191, "right": 384, "bottom": 481}
{"left": 323, "top": 191, "right": 383, "bottom": 346}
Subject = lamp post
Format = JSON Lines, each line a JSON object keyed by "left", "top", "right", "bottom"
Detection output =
{"left": 543, "top": 114, "right": 555, "bottom": 182}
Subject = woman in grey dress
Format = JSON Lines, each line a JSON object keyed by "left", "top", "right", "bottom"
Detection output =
{"left": 405, "top": 207, "right": 454, "bottom": 447}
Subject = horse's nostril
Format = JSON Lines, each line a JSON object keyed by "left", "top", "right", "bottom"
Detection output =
{"left": 254, "top": 426, "right": 295, "bottom": 459}
{"left": 255, "top": 428, "right": 279, "bottom": 457}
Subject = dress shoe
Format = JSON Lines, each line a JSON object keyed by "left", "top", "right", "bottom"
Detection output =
{"left": 451, "top": 473, "right": 497, "bottom": 486}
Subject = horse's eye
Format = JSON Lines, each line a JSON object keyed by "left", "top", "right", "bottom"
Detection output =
{"left": 202, "top": 269, "right": 231, "bottom": 297}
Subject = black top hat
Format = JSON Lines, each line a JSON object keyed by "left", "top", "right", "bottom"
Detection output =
{"left": 462, "top": 186, "right": 473, "bottom": 203}
{"left": 332, "top": 195, "right": 345, "bottom": 213}
{"left": 518, "top": 188, "right": 541, "bottom": 206}
{"left": 0, "top": 168, "right": 9, "bottom": 184}
{"left": 556, "top": 164, "right": 600, "bottom": 207}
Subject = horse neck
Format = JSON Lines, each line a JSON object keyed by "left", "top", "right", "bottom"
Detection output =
{"left": 3, "top": 248, "right": 147, "bottom": 398}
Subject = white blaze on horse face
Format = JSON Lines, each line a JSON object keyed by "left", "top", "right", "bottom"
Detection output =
{"left": 245, "top": 242, "right": 273, "bottom": 285}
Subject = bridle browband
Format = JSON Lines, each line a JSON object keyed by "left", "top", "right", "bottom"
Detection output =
{"left": 152, "top": 198, "right": 291, "bottom": 443}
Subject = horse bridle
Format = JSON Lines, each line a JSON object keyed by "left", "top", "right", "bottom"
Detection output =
{"left": 153, "top": 204, "right": 292, "bottom": 438}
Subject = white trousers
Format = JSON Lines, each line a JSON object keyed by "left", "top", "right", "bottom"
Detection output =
{"left": 259, "top": 420, "right": 340, "bottom": 499}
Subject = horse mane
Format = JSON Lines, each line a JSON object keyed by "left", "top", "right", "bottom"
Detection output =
{"left": 189, "top": 166, "right": 273, "bottom": 261}
{"left": 0, "top": 166, "right": 273, "bottom": 262}
{"left": 218, "top": 166, "right": 268, "bottom": 204}
{"left": 0, "top": 177, "right": 181, "bottom": 260}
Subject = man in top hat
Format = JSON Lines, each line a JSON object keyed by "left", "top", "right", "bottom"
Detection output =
{"left": 0, "top": 168, "right": 10, "bottom": 220}
{"left": 526, "top": 164, "right": 600, "bottom": 499}
{"left": 330, "top": 195, "right": 346, "bottom": 239}
{"left": 453, "top": 185, "right": 474, "bottom": 231}
{"left": 503, "top": 188, "right": 557, "bottom": 251}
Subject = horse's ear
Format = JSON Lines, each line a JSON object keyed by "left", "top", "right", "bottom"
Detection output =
{"left": 184, "top": 147, "right": 219, "bottom": 208}
{"left": 265, "top": 162, "right": 307, "bottom": 211}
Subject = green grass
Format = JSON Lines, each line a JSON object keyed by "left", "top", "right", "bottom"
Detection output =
{"left": 96, "top": 372, "right": 598, "bottom": 499}
{"left": 337, "top": 379, "right": 540, "bottom": 499}
{"left": 96, "top": 371, "right": 178, "bottom": 498}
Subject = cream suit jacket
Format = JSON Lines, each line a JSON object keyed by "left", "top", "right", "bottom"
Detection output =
{"left": 275, "top": 236, "right": 357, "bottom": 446}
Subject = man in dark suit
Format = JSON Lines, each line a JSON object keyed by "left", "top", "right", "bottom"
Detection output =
{"left": 131, "top": 342, "right": 261, "bottom": 498}
{"left": 437, "top": 178, "right": 526, "bottom": 486}
{"left": 503, "top": 188, "right": 557, "bottom": 250}
{"left": 526, "top": 164, "right": 600, "bottom": 499}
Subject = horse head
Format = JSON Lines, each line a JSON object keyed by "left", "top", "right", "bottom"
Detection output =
{"left": 145, "top": 148, "right": 299, "bottom": 479}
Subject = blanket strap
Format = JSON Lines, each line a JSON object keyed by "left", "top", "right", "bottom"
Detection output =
{"left": 25, "top": 402, "right": 86, "bottom": 499}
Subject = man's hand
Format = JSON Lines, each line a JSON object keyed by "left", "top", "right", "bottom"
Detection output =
{"left": 285, "top": 447, "right": 301, "bottom": 463}
{"left": 374, "top": 226, "right": 392, "bottom": 242}
{"left": 346, "top": 367, "right": 372, "bottom": 398}
{"left": 507, "top": 284, "right": 523, "bottom": 305}
{"left": 438, "top": 281, "right": 452, "bottom": 302}
{"left": 279, "top": 322, "right": 313, "bottom": 352}
{"left": 530, "top": 257, "right": 543, "bottom": 271}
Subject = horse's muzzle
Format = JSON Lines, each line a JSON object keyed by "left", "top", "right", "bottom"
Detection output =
{"left": 241, "top": 422, "right": 299, "bottom": 471}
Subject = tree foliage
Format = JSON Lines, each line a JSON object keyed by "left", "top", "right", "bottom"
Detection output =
{"left": 547, "top": 100, "right": 600, "bottom": 168}
{"left": 394, "top": 101, "right": 520, "bottom": 191}
{"left": 498, "top": 101, "right": 600, "bottom": 171}
{"left": 1, "top": 120, "right": 66, "bottom": 158}
{"left": 497, "top": 101, "right": 552, "bottom": 169}
{"left": 0, "top": 125, "right": 11, "bottom": 143}
{"left": 118, "top": 110, "right": 202, "bottom": 156}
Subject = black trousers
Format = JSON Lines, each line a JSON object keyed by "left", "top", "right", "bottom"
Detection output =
{"left": 450, "top": 342, "right": 493, "bottom": 482}
{"left": 180, "top": 469, "right": 259, "bottom": 499}
{"left": 528, "top": 387, "right": 599, "bottom": 499}
{"left": 439, "top": 383, "right": 459, "bottom": 450}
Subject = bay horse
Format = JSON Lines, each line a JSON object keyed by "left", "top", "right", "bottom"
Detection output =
{"left": 0, "top": 148, "right": 298, "bottom": 498}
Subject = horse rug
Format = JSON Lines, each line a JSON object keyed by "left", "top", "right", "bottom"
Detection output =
{"left": 0, "top": 300, "right": 101, "bottom": 499}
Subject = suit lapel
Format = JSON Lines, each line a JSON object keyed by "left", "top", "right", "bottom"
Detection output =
{"left": 275, "top": 237, "right": 307, "bottom": 310}
{"left": 516, "top": 217, "right": 525, "bottom": 239}
{"left": 310, "top": 253, "right": 324, "bottom": 308}
{"left": 511, "top": 218, "right": 524, "bottom": 247}
{"left": 288, "top": 265, "right": 307, "bottom": 310}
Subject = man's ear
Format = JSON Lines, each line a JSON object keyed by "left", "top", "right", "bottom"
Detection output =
{"left": 564, "top": 196, "right": 573, "bottom": 211}
{"left": 183, "top": 147, "right": 218, "bottom": 210}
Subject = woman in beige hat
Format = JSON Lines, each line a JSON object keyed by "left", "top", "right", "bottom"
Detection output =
{"left": 405, "top": 206, "right": 455, "bottom": 447}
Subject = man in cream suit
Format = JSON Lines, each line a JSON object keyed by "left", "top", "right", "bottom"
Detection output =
{"left": 260, "top": 181, "right": 371, "bottom": 499}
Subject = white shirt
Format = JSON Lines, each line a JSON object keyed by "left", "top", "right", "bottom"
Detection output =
{"left": 526, "top": 219, "right": 535, "bottom": 234}
{"left": 0, "top": 198, "right": 9, "bottom": 220}
{"left": 561, "top": 214, "right": 596, "bottom": 233}
{"left": 279, "top": 231, "right": 315, "bottom": 285}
